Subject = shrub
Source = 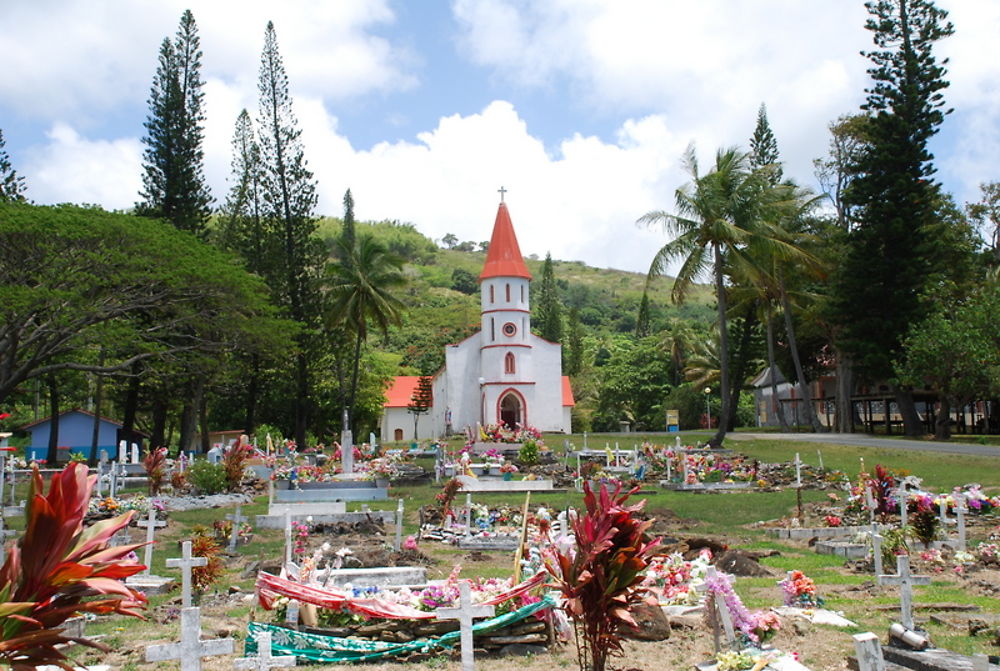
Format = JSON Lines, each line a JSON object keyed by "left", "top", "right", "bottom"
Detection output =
{"left": 187, "top": 460, "right": 227, "bottom": 495}
{"left": 222, "top": 439, "right": 252, "bottom": 492}
{"left": 518, "top": 439, "right": 539, "bottom": 466}
{"left": 143, "top": 446, "right": 168, "bottom": 496}
{"left": 545, "top": 482, "right": 661, "bottom": 671}
{"left": 0, "top": 463, "right": 146, "bottom": 667}
{"left": 189, "top": 532, "right": 224, "bottom": 592}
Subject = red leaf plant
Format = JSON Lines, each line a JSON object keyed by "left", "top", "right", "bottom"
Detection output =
{"left": 0, "top": 462, "right": 147, "bottom": 669}
{"left": 545, "top": 481, "right": 661, "bottom": 671}
{"left": 143, "top": 446, "right": 168, "bottom": 496}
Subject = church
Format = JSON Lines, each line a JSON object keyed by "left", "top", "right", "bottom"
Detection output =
{"left": 380, "top": 199, "right": 574, "bottom": 442}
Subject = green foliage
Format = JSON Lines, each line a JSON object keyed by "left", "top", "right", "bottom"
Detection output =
{"left": 450, "top": 268, "right": 478, "bottom": 295}
{"left": 591, "top": 335, "right": 674, "bottom": 431}
{"left": 566, "top": 307, "right": 584, "bottom": 376}
{"left": 518, "top": 439, "right": 539, "bottom": 466}
{"left": 222, "top": 439, "right": 252, "bottom": 492}
{"left": 143, "top": 446, "right": 168, "bottom": 496}
{"left": 136, "top": 10, "right": 212, "bottom": 235}
{"left": 749, "top": 103, "right": 782, "bottom": 184}
{"left": 187, "top": 459, "right": 227, "bottom": 495}
{"left": 535, "top": 253, "right": 563, "bottom": 343}
{"left": 0, "top": 128, "right": 27, "bottom": 202}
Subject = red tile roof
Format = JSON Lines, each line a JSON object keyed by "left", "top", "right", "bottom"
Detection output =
{"left": 562, "top": 376, "right": 575, "bottom": 407}
{"left": 384, "top": 376, "right": 432, "bottom": 408}
{"left": 479, "top": 202, "right": 532, "bottom": 281}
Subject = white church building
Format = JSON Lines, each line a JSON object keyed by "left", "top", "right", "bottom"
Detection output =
{"left": 381, "top": 200, "right": 574, "bottom": 442}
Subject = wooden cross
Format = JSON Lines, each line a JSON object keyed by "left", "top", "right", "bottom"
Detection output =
{"left": 870, "top": 524, "right": 884, "bottom": 577}
{"left": 145, "top": 606, "right": 233, "bottom": 671}
{"left": 235, "top": 631, "right": 296, "bottom": 670}
{"left": 139, "top": 504, "right": 167, "bottom": 576}
{"left": 166, "top": 540, "right": 208, "bottom": 608}
{"left": 435, "top": 581, "right": 495, "bottom": 671}
{"left": 695, "top": 567, "right": 739, "bottom": 653}
{"left": 954, "top": 493, "right": 967, "bottom": 550}
{"left": 226, "top": 505, "right": 245, "bottom": 553}
{"left": 852, "top": 632, "right": 886, "bottom": 671}
{"left": 878, "top": 554, "right": 930, "bottom": 630}
{"left": 497, "top": 186, "right": 507, "bottom": 202}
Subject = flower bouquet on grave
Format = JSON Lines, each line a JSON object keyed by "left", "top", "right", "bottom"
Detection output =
{"left": 704, "top": 570, "right": 781, "bottom": 647}
{"left": 778, "top": 570, "right": 823, "bottom": 609}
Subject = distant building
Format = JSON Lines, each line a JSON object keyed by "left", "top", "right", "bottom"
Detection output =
{"left": 381, "top": 200, "right": 574, "bottom": 442}
{"left": 19, "top": 409, "right": 146, "bottom": 461}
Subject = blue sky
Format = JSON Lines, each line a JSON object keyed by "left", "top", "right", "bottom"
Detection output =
{"left": 2, "top": 1, "right": 997, "bottom": 274}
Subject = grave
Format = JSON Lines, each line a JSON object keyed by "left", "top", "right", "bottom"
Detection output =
{"left": 661, "top": 480, "right": 753, "bottom": 492}
{"left": 815, "top": 539, "right": 869, "bottom": 559}
{"left": 166, "top": 540, "right": 207, "bottom": 608}
{"left": 273, "top": 480, "right": 388, "bottom": 503}
{"left": 145, "top": 606, "right": 233, "bottom": 671}
{"left": 767, "top": 525, "right": 869, "bottom": 541}
{"left": 236, "top": 631, "right": 296, "bottom": 670}
{"left": 255, "top": 503, "right": 394, "bottom": 530}
{"left": 309, "top": 565, "right": 427, "bottom": 588}
{"left": 879, "top": 554, "right": 931, "bottom": 631}
{"left": 227, "top": 504, "right": 246, "bottom": 553}
{"left": 435, "top": 580, "right": 495, "bottom": 671}
{"left": 455, "top": 474, "right": 555, "bottom": 492}
{"left": 456, "top": 535, "right": 520, "bottom": 551}
{"left": 125, "top": 505, "right": 174, "bottom": 595}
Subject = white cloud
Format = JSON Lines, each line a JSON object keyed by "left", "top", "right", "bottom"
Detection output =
{"left": 22, "top": 124, "right": 142, "bottom": 209}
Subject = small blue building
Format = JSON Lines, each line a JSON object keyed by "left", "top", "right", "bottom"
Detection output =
{"left": 19, "top": 409, "right": 139, "bottom": 461}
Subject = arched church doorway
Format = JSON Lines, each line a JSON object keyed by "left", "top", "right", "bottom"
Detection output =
{"left": 499, "top": 391, "right": 523, "bottom": 428}
{"left": 394, "top": 428, "right": 403, "bottom": 441}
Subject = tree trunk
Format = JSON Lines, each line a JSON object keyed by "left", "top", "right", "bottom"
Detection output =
{"left": 150, "top": 398, "right": 168, "bottom": 450}
{"left": 765, "top": 309, "right": 790, "bottom": 431}
{"left": 89, "top": 351, "right": 105, "bottom": 466}
{"left": 347, "top": 330, "right": 364, "bottom": 435}
{"left": 177, "top": 383, "right": 198, "bottom": 458}
{"left": 833, "top": 347, "right": 855, "bottom": 433}
{"left": 295, "top": 351, "right": 308, "bottom": 450}
{"left": 244, "top": 353, "right": 260, "bottom": 435}
{"left": 121, "top": 362, "right": 141, "bottom": 446}
{"left": 935, "top": 397, "right": 952, "bottom": 440}
{"left": 199, "top": 389, "right": 210, "bottom": 454}
{"left": 893, "top": 386, "right": 923, "bottom": 437}
{"left": 727, "top": 311, "right": 758, "bottom": 432}
{"left": 711, "top": 244, "right": 730, "bottom": 447}
{"left": 45, "top": 375, "right": 60, "bottom": 464}
{"left": 781, "top": 288, "right": 823, "bottom": 432}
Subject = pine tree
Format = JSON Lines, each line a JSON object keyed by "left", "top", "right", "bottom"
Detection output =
{"left": 833, "top": 0, "right": 960, "bottom": 434}
{"left": 749, "top": 103, "right": 782, "bottom": 185}
{"left": 257, "top": 20, "right": 324, "bottom": 448}
{"left": 535, "top": 253, "right": 562, "bottom": 343}
{"left": 137, "top": 10, "right": 212, "bottom": 235}
{"left": 220, "top": 110, "right": 269, "bottom": 271}
{"left": 635, "top": 292, "right": 651, "bottom": 338}
{"left": 407, "top": 375, "right": 434, "bottom": 440}
{"left": 340, "top": 189, "right": 356, "bottom": 269}
{"left": 0, "top": 129, "right": 27, "bottom": 202}
{"left": 566, "top": 307, "right": 583, "bottom": 376}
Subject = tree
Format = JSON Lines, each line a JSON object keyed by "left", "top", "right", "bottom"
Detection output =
{"left": 441, "top": 233, "right": 458, "bottom": 249}
{"left": 634, "top": 292, "right": 651, "bottom": 338}
{"left": 326, "top": 233, "right": 406, "bottom": 438}
{"left": 535, "top": 253, "right": 563, "bottom": 343}
{"left": 967, "top": 182, "right": 1000, "bottom": 267}
{"left": 0, "top": 129, "right": 27, "bottom": 202}
{"left": 407, "top": 375, "right": 434, "bottom": 440}
{"left": 640, "top": 146, "right": 786, "bottom": 445}
{"left": 831, "top": 0, "right": 960, "bottom": 436}
{"left": 218, "top": 109, "right": 268, "bottom": 272}
{"left": 0, "top": 202, "right": 288, "bottom": 408}
{"left": 814, "top": 115, "right": 870, "bottom": 230}
{"left": 450, "top": 268, "right": 478, "bottom": 295}
{"left": 566, "top": 307, "right": 584, "bottom": 376}
{"left": 341, "top": 189, "right": 356, "bottom": 264}
{"left": 749, "top": 103, "right": 782, "bottom": 184}
{"left": 257, "top": 20, "right": 325, "bottom": 449}
{"left": 136, "top": 10, "right": 212, "bottom": 235}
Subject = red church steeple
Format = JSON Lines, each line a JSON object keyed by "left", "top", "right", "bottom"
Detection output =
{"left": 479, "top": 200, "right": 532, "bottom": 281}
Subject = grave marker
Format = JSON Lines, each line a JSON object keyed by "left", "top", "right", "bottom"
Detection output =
{"left": 870, "top": 525, "right": 884, "bottom": 577}
{"left": 464, "top": 493, "right": 472, "bottom": 537}
{"left": 435, "top": 581, "right": 495, "bottom": 671}
{"left": 109, "top": 461, "right": 119, "bottom": 499}
{"left": 341, "top": 431, "right": 354, "bottom": 474}
{"left": 236, "top": 631, "right": 296, "bottom": 670}
{"left": 226, "top": 505, "right": 245, "bottom": 553}
{"left": 939, "top": 497, "right": 949, "bottom": 527}
{"left": 166, "top": 540, "right": 208, "bottom": 608}
{"left": 852, "top": 632, "right": 886, "bottom": 671}
{"left": 695, "top": 567, "right": 738, "bottom": 653}
{"left": 285, "top": 600, "right": 300, "bottom": 626}
{"left": 145, "top": 606, "right": 233, "bottom": 671}
{"left": 972, "top": 654, "right": 989, "bottom": 671}
{"left": 878, "top": 554, "right": 930, "bottom": 630}
{"left": 864, "top": 486, "right": 876, "bottom": 526}
{"left": 394, "top": 499, "right": 404, "bottom": 552}
{"left": 794, "top": 452, "right": 802, "bottom": 488}
{"left": 896, "top": 486, "right": 908, "bottom": 528}
{"left": 284, "top": 511, "right": 293, "bottom": 566}
{"left": 955, "top": 493, "right": 967, "bottom": 550}
{"left": 817, "top": 449, "right": 824, "bottom": 471}
{"left": 138, "top": 505, "right": 166, "bottom": 576}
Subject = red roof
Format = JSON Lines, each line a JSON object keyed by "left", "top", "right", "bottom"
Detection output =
{"left": 479, "top": 202, "right": 532, "bottom": 281}
{"left": 384, "top": 376, "right": 433, "bottom": 408}
{"left": 562, "top": 376, "right": 575, "bottom": 407}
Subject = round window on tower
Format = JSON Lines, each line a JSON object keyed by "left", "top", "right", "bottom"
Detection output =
{"left": 502, "top": 322, "right": 517, "bottom": 337}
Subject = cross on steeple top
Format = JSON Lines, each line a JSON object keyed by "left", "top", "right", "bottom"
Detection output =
{"left": 498, "top": 186, "right": 507, "bottom": 202}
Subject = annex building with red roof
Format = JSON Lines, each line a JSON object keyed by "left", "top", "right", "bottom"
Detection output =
{"left": 381, "top": 199, "right": 574, "bottom": 442}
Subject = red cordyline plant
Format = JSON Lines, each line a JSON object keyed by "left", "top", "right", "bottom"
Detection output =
{"left": 545, "top": 481, "right": 661, "bottom": 671}
{"left": 143, "top": 446, "right": 168, "bottom": 496}
{"left": 222, "top": 440, "right": 253, "bottom": 492}
{"left": 0, "top": 462, "right": 147, "bottom": 669}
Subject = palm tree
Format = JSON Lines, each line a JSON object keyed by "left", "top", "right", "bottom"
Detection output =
{"left": 640, "top": 146, "right": 804, "bottom": 445}
{"left": 326, "top": 233, "right": 406, "bottom": 438}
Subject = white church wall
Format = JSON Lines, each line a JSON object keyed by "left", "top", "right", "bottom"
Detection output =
{"left": 445, "top": 335, "right": 482, "bottom": 432}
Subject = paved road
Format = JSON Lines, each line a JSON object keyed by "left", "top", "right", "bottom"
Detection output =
{"left": 727, "top": 432, "right": 1000, "bottom": 458}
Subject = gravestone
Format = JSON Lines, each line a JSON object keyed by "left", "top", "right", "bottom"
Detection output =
{"left": 464, "top": 493, "right": 472, "bottom": 537}
{"left": 870, "top": 525, "right": 884, "bottom": 577}
{"left": 852, "top": 632, "right": 886, "bottom": 671}
{"left": 435, "top": 581, "right": 495, "bottom": 671}
{"left": 227, "top": 505, "right": 245, "bottom": 553}
{"left": 865, "top": 487, "right": 877, "bottom": 526}
{"left": 794, "top": 452, "right": 802, "bottom": 488}
{"left": 896, "top": 486, "right": 908, "bottom": 529}
{"left": 166, "top": 540, "right": 208, "bottom": 608}
{"left": 394, "top": 499, "right": 404, "bottom": 552}
{"left": 341, "top": 431, "right": 354, "bottom": 474}
{"left": 236, "top": 630, "right": 296, "bottom": 670}
{"left": 126, "top": 505, "right": 174, "bottom": 594}
{"left": 878, "top": 554, "right": 930, "bottom": 630}
{"left": 285, "top": 600, "right": 300, "bottom": 626}
{"left": 955, "top": 494, "right": 967, "bottom": 551}
{"left": 138, "top": 505, "right": 166, "bottom": 577}
{"left": 145, "top": 606, "right": 233, "bottom": 671}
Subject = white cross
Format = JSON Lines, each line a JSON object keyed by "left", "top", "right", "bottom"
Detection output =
{"left": 878, "top": 554, "right": 930, "bottom": 630}
{"left": 695, "top": 567, "right": 738, "bottom": 652}
{"left": 852, "top": 632, "right": 886, "bottom": 671}
{"left": 816, "top": 450, "right": 824, "bottom": 471}
{"left": 870, "top": 524, "right": 884, "bottom": 577}
{"left": 284, "top": 511, "right": 293, "bottom": 566}
{"left": 235, "top": 631, "right": 296, "bottom": 670}
{"left": 227, "top": 505, "right": 245, "bottom": 553}
{"left": 166, "top": 540, "right": 208, "bottom": 608}
{"left": 896, "top": 486, "right": 908, "bottom": 528}
{"left": 145, "top": 606, "right": 233, "bottom": 671}
{"left": 954, "top": 493, "right": 967, "bottom": 550}
{"left": 864, "top": 486, "right": 876, "bottom": 525}
{"left": 794, "top": 452, "right": 802, "bottom": 487}
{"left": 268, "top": 479, "right": 275, "bottom": 506}
{"left": 497, "top": 186, "right": 507, "bottom": 202}
{"left": 435, "top": 581, "right": 495, "bottom": 671}
{"left": 464, "top": 493, "right": 472, "bottom": 537}
{"left": 394, "top": 499, "right": 404, "bottom": 552}
{"left": 139, "top": 504, "right": 166, "bottom": 576}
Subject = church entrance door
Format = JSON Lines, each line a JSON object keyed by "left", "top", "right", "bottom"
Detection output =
{"left": 499, "top": 392, "right": 523, "bottom": 428}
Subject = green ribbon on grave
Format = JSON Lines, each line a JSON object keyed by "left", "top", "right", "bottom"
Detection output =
{"left": 245, "top": 594, "right": 555, "bottom": 663}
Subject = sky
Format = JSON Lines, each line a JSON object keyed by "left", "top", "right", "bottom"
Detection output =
{"left": 2, "top": 0, "right": 998, "bottom": 274}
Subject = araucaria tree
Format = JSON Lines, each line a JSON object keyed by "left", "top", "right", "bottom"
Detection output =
{"left": 831, "top": 0, "right": 967, "bottom": 435}
{"left": 256, "top": 21, "right": 325, "bottom": 448}
{"left": 0, "top": 129, "right": 27, "bottom": 202}
{"left": 535, "top": 252, "right": 563, "bottom": 343}
{"left": 137, "top": 10, "right": 212, "bottom": 235}
{"left": 407, "top": 375, "right": 434, "bottom": 440}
